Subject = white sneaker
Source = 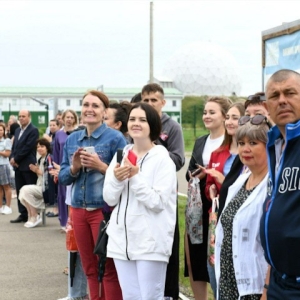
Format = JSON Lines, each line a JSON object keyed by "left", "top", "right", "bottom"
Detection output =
{"left": 26, "top": 215, "right": 42, "bottom": 228}
{"left": 0, "top": 206, "right": 3, "bottom": 214}
{"left": 2, "top": 206, "right": 12, "bottom": 215}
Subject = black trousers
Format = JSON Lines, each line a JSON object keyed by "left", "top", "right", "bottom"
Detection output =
{"left": 15, "top": 169, "right": 37, "bottom": 219}
{"left": 164, "top": 207, "right": 179, "bottom": 299}
{"left": 268, "top": 267, "right": 300, "bottom": 300}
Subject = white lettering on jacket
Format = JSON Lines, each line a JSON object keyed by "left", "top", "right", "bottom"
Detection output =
{"left": 212, "top": 162, "right": 220, "bottom": 168}
{"left": 279, "top": 167, "right": 300, "bottom": 193}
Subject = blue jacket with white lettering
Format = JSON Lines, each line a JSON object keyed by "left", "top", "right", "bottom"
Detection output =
{"left": 260, "top": 120, "right": 300, "bottom": 277}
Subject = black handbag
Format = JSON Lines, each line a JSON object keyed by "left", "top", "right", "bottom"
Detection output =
{"left": 94, "top": 211, "right": 111, "bottom": 282}
{"left": 94, "top": 218, "right": 109, "bottom": 256}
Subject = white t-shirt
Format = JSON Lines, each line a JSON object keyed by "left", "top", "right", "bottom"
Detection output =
{"left": 202, "top": 135, "right": 224, "bottom": 167}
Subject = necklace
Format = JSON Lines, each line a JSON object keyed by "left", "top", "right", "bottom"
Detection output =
{"left": 246, "top": 169, "right": 268, "bottom": 190}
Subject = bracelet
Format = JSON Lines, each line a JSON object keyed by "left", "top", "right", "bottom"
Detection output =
{"left": 264, "top": 283, "right": 269, "bottom": 289}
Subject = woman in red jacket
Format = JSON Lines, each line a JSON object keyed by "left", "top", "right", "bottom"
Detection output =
{"left": 205, "top": 102, "right": 245, "bottom": 200}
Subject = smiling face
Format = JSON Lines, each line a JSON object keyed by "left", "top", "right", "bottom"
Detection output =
{"left": 81, "top": 94, "right": 106, "bottom": 126}
{"left": 238, "top": 137, "right": 267, "bottom": 170}
{"left": 203, "top": 101, "right": 225, "bottom": 131}
{"left": 37, "top": 143, "right": 48, "bottom": 157}
{"left": 266, "top": 75, "right": 300, "bottom": 133}
{"left": 225, "top": 106, "right": 241, "bottom": 137}
{"left": 127, "top": 107, "right": 150, "bottom": 141}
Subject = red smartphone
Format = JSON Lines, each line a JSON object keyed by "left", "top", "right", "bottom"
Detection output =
{"left": 127, "top": 150, "right": 137, "bottom": 166}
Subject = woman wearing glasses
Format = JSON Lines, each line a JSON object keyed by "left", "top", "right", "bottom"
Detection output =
{"left": 217, "top": 93, "right": 272, "bottom": 220}
{"left": 215, "top": 116, "right": 270, "bottom": 300}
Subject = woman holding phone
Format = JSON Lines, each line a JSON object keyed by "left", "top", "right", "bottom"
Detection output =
{"left": 103, "top": 103, "right": 177, "bottom": 300}
{"left": 59, "top": 90, "right": 127, "bottom": 300}
{"left": 185, "top": 96, "right": 232, "bottom": 300}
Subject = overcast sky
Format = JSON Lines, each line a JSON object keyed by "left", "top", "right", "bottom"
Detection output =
{"left": 0, "top": 0, "right": 300, "bottom": 96}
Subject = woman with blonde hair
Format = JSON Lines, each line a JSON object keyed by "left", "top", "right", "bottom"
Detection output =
{"left": 53, "top": 109, "right": 78, "bottom": 229}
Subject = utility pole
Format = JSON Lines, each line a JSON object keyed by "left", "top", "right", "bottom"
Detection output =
{"left": 149, "top": 1, "right": 154, "bottom": 83}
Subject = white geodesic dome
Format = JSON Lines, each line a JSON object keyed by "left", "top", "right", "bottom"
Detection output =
{"left": 162, "top": 41, "right": 242, "bottom": 96}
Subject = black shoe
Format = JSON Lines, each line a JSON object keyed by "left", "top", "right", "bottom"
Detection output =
{"left": 10, "top": 215, "right": 28, "bottom": 223}
{"left": 47, "top": 212, "right": 59, "bottom": 217}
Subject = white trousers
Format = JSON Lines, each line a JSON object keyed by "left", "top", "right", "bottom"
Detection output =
{"left": 114, "top": 259, "right": 167, "bottom": 300}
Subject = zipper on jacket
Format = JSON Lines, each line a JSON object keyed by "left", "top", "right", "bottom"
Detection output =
{"left": 124, "top": 181, "right": 130, "bottom": 260}
{"left": 264, "top": 139, "right": 287, "bottom": 268}
{"left": 116, "top": 195, "right": 121, "bottom": 224}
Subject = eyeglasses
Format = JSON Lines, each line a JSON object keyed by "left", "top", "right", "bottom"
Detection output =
{"left": 238, "top": 114, "right": 271, "bottom": 128}
{"left": 247, "top": 94, "right": 266, "bottom": 101}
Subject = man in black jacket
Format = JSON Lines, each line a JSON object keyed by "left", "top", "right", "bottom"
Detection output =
{"left": 10, "top": 110, "right": 39, "bottom": 223}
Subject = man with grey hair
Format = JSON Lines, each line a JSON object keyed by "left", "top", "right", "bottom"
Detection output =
{"left": 260, "top": 69, "right": 300, "bottom": 299}
{"left": 7, "top": 115, "right": 20, "bottom": 139}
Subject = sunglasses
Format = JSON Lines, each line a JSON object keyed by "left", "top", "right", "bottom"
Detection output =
{"left": 247, "top": 94, "right": 266, "bottom": 101}
{"left": 238, "top": 114, "right": 271, "bottom": 128}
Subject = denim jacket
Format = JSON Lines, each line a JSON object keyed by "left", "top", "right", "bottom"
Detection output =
{"left": 58, "top": 123, "right": 127, "bottom": 208}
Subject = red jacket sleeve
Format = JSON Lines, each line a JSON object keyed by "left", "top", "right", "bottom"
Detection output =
{"left": 205, "top": 146, "right": 231, "bottom": 200}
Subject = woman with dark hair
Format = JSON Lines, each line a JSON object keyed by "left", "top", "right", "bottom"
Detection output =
{"left": 104, "top": 101, "right": 132, "bottom": 137}
{"left": 59, "top": 90, "right": 126, "bottom": 300}
{"left": 104, "top": 102, "right": 177, "bottom": 300}
{"left": 215, "top": 118, "right": 270, "bottom": 299}
{"left": 0, "top": 124, "right": 12, "bottom": 215}
{"left": 19, "top": 138, "right": 52, "bottom": 228}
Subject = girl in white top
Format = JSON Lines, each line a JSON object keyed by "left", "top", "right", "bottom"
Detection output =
{"left": 104, "top": 103, "right": 177, "bottom": 300}
{"left": 0, "top": 124, "right": 12, "bottom": 215}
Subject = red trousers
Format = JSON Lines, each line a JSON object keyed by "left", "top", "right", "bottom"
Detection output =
{"left": 72, "top": 208, "right": 122, "bottom": 300}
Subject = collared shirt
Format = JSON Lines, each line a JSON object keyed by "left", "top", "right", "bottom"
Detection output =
{"left": 18, "top": 122, "right": 30, "bottom": 140}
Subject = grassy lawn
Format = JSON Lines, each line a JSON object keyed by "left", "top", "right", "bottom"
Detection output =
{"left": 182, "top": 127, "right": 208, "bottom": 152}
{"left": 178, "top": 195, "right": 214, "bottom": 300}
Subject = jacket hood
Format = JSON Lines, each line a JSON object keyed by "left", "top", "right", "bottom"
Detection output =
{"left": 123, "top": 144, "right": 169, "bottom": 164}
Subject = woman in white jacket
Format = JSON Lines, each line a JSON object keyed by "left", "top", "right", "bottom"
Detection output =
{"left": 215, "top": 116, "right": 270, "bottom": 300}
{"left": 103, "top": 102, "right": 177, "bottom": 300}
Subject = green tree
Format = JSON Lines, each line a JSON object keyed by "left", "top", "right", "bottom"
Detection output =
{"left": 182, "top": 95, "right": 206, "bottom": 128}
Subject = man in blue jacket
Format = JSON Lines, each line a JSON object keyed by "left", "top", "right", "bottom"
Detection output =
{"left": 260, "top": 69, "right": 300, "bottom": 299}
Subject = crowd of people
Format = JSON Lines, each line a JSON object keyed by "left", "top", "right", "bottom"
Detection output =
{"left": 3, "top": 68, "right": 300, "bottom": 300}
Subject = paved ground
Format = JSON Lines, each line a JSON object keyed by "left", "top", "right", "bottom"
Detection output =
{"left": 0, "top": 156, "right": 191, "bottom": 300}
{"left": 0, "top": 199, "right": 68, "bottom": 300}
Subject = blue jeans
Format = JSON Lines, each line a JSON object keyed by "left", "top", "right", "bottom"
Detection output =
{"left": 207, "top": 260, "right": 217, "bottom": 299}
{"left": 68, "top": 251, "right": 88, "bottom": 298}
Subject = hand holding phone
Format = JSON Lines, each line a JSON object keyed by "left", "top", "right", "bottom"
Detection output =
{"left": 84, "top": 146, "right": 95, "bottom": 154}
{"left": 191, "top": 164, "right": 205, "bottom": 176}
{"left": 83, "top": 146, "right": 95, "bottom": 172}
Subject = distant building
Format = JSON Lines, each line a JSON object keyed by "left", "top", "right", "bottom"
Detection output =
{"left": 0, "top": 86, "right": 183, "bottom": 128}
